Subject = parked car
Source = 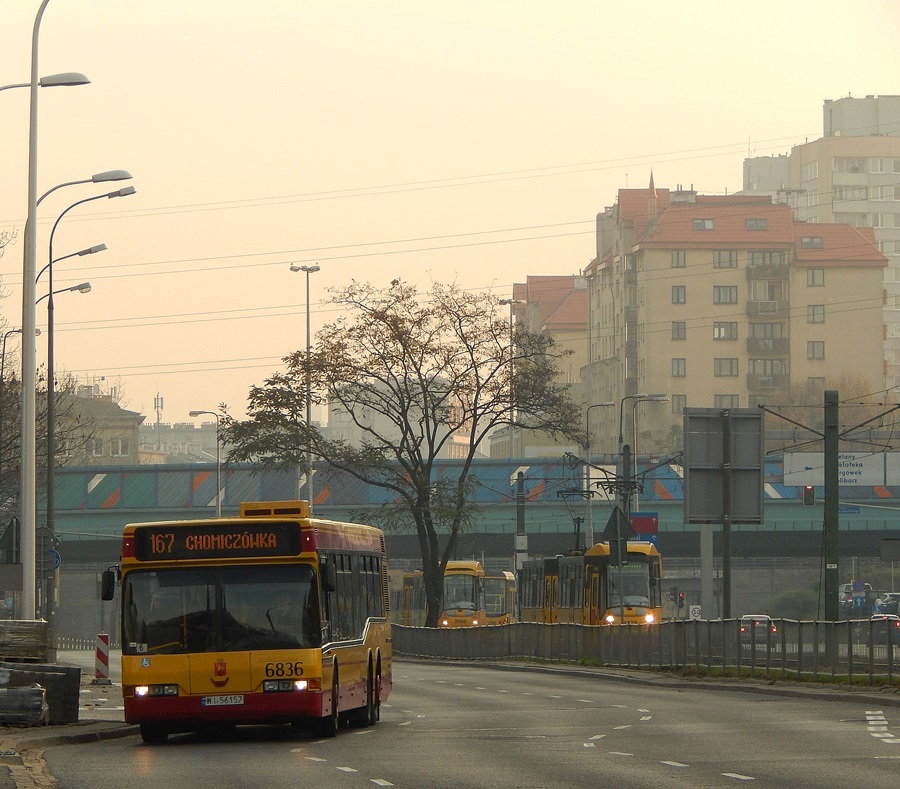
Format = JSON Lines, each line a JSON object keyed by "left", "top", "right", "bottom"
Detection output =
{"left": 739, "top": 614, "right": 777, "bottom": 644}
{"left": 878, "top": 593, "right": 899, "bottom": 615}
{"left": 869, "top": 613, "right": 900, "bottom": 645}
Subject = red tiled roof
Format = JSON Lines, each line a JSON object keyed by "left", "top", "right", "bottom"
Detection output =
{"left": 543, "top": 288, "right": 586, "bottom": 330}
{"left": 792, "top": 224, "right": 887, "bottom": 267}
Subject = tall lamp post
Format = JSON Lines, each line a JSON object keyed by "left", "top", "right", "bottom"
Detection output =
{"left": 631, "top": 394, "right": 668, "bottom": 512}
{"left": 35, "top": 282, "right": 90, "bottom": 624}
{"left": 289, "top": 263, "right": 320, "bottom": 510}
{"left": 188, "top": 411, "right": 221, "bottom": 517}
{"left": 20, "top": 0, "right": 93, "bottom": 619}
{"left": 498, "top": 298, "right": 525, "bottom": 458}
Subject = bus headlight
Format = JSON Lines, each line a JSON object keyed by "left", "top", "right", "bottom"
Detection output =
{"left": 135, "top": 684, "right": 178, "bottom": 697}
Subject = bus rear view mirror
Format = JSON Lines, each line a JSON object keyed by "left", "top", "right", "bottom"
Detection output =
{"left": 101, "top": 567, "right": 117, "bottom": 601}
{"left": 322, "top": 561, "right": 337, "bottom": 593}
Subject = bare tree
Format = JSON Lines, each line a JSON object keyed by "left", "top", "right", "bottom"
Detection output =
{"left": 222, "top": 280, "right": 583, "bottom": 626}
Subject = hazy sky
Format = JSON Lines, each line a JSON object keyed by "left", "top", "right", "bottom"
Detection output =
{"left": 2, "top": 1, "right": 899, "bottom": 428}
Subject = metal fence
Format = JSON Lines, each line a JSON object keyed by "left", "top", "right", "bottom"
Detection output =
{"left": 393, "top": 618, "right": 899, "bottom": 685}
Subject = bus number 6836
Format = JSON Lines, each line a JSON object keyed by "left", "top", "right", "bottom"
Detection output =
{"left": 265, "top": 662, "right": 304, "bottom": 678}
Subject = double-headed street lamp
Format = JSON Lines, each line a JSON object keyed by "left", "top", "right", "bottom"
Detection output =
{"left": 19, "top": 0, "right": 93, "bottom": 618}
{"left": 189, "top": 411, "right": 221, "bottom": 517}
{"left": 289, "top": 263, "right": 320, "bottom": 511}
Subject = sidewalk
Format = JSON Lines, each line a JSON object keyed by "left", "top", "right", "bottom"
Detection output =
{"left": 0, "top": 653, "right": 135, "bottom": 789}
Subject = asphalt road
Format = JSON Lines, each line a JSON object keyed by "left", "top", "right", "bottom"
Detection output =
{"left": 43, "top": 660, "right": 900, "bottom": 788}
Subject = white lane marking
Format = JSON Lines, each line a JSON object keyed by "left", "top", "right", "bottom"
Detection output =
{"left": 589, "top": 734, "right": 606, "bottom": 740}
{"left": 661, "top": 761, "right": 689, "bottom": 768}
{"left": 577, "top": 699, "right": 595, "bottom": 703}
{"left": 436, "top": 680, "right": 447, "bottom": 684}
{"left": 548, "top": 694, "right": 562, "bottom": 698}
{"left": 354, "top": 730, "right": 375, "bottom": 735}
{"left": 608, "top": 751, "right": 634, "bottom": 757}
{"left": 300, "top": 755, "right": 326, "bottom": 760}
{"left": 611, "top": 704, "right": 627, "bottom": 708}
{"left": 638, "top": 708, "right": 650, "bottom": 713}
{"left": 398, "top": 721, "right": 412, "bottom": 726}
{"left": 454, "top": 683, "right": 465, "bottom": 686}
{"left": 583, "top": 743, "right": 596, "bottom": 748}
{"left": 475, "top": 687, "right": 487, "bottom": 690}
{"left": 613, "top": 725, "right": 631, "bottom": 730}
{"left": 371, "top": 780, "right": 394, "bottom": 786}
{"left": 866, "top": 710, "right": 899, "bottom": 743}
{"left": 336, "top": 767, "right": 358, "bottom": 773}
{"left": 722, "top": 773, "right": 755, "bottom": 781}
{"left": 498, "top": 689, "right": 509, "bottom": 693}
{"left": 522, "top": 692, "right": 534, "bottom": 696}
{"left": 640, "top": 716, "right": 652, "bottom": 721}
{"left": 417, "top": 714, "right": 426, "bottom": 718}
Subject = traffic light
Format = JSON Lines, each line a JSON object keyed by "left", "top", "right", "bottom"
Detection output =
{"left": 802, "top": 485, "right": 815, "bottom": 506}
{"left": 677, "top": 591, "right": 685, "bottom": 609}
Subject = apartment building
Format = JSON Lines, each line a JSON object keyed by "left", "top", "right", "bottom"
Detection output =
{"left": 582, "top": 183, "right": 887, "bottom": 453}
{"left": 743, "top": 95, "right": 900, "bottom": 389}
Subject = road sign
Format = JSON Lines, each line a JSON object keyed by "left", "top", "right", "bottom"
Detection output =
{"left": 689, "top": 605, "right": 701, "bottom": 620}
{"left": 49, "top": 549, "right": 61, "bottom": 570}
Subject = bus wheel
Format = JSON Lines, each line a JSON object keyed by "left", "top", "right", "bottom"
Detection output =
{"left": 312, "top": 671, "right": 339, "bottom": 738}
{"left": 368, "top": 667, "right": 381, "bottom": 726}
{"left": 349, "top": 665, "right": 376, "bottom": 728}
{"left": 140, "top": 723, "right": 169, "bottom": 745}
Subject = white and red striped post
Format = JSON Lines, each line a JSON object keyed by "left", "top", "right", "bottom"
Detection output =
{"left": 92, "top": 632, "right": 111, "bottom": 685}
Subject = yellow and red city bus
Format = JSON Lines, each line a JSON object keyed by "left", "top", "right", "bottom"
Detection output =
{"left": 518, "top": 541, "right": 662, "bottom": 625}
{"left": 101, "top": 500, "right": 391, "bottom": 744}
{"left": 484, "top": 570, "right": 517, "bottom": 625}
{"left": 396, "top": 560, "right": 516, "bottom": 627}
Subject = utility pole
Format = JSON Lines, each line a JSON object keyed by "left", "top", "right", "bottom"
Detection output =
{"left": 824, "top": 390, "right": 839, "bottom": 621}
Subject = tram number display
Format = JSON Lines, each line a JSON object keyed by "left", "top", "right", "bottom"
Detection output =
{"left": 133, "top": 522, "right": 301, "bottom": 561}
{"left": 265, "top": 661, "right": 304, "bottom": 678}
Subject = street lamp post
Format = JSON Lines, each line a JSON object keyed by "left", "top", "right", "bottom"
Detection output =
{"left": 498, "top": 298, "right": 525, "bottom": 458}
{"left": 0, "top": 72, "right": 90, "bottom": 94}
{"left": 631, "top": 395, "right": 668, "bottom": 512}
{"left": 0, "top": 328, "right": 40, "bottom": 480}
{"left": 289, "top": 264, "right": 320, "bottom": 511}
{"left": 20, "top": 0, "right": 92, "bottom": 619}
{"left": 188, "top": 411, "right": 221, "bottom": 517}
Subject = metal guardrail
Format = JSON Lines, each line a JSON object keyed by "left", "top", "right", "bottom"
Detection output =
{"left": 393, "top": 618, "right": 898, "bottom": 685}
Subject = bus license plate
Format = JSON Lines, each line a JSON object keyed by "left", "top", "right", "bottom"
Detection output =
{"left": 201, "top": 695, "right": 244, "bottom": 707}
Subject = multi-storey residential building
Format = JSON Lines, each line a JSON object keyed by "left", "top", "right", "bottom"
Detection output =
{"left": 582, "top": 182, "right": 887, "bottom": 454}
{"left": 743, "top": 95, "right": 900, "bottom": 389}
{"left": 489, "top": 275, "right": 587, "bottom": 458}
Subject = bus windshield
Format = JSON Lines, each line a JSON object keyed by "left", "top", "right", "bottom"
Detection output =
{"left": 607, "top": 562, "right": 653, "bottom": 608}
{"left": 443, "top": 575, "right": 478, "bottom": 611}
{"left": 122, "top": 564, "right": 321, "bottom": 655}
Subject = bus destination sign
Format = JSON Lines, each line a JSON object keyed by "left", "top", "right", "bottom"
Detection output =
{"left": 133, "top": 522, "right": 302, "bottom": 561}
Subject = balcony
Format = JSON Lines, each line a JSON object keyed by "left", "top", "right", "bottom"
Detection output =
{"left": 746, "top": 300, "right": 789, "bottom": 318}
{"left": 746, "top": 337, "right": 789, "bottom": 355}
{"left": 747, "top": 373, "right": 788, "bottom": 391}
{"left": 746, "top": 263, "right": 788, "bottom": 281}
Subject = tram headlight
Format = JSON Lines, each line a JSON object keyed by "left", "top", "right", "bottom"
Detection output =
{"left": 644, "top": 613, "right": 656, "bottom": 624}
{"left": 471, "top": 619, "right": 479, "bottom": 626}
{"left": 441, "top": 619, "right": 449, "bottom": 626}
{"left": 604, "top": 614, "right": 616, "bottom": 624}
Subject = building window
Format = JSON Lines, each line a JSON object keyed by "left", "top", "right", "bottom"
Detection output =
{"left": 672, "top": 285, "right": 686, "bottom": 304}
{"left": 110, "top": 438, "right": 130, "bottom": 457}
{"left": 714, "top": 395, "right": 740, "bottom": 409}
{"left": 671, "top": 394, "right": 686, "bottom": 414}
{"left": 713, "top": 250, "right": 738, "bottom": 268}
{"left": 693, "top": 218, "right": 715, "bottom": 231}
{"left": 749, "top": 358, "right": 787, "bottom": 376}
{"left": 807, "top": 268, "right": 824, "bottom": 287}
{"left": 713, "top": 321, "right": 738, "bottom": 340}
{"left": 834, "top": 157, "right": 865, "bottom": 174}
{"left": 746, "top": 218, "right": 768, "bottom": 231}
{"left": 714, "top": 358, "right": 739, "bottom": 376}
{"left": 807, "top": 341, "right": 825, "bottom": 360}
{"left": 748, "top": 251, "right": 785, "bottom": 266}
{"left": 807, "top": 190, "right": 817, "bottom": 208}
{"left": 86, "top": 439, "right": 103, "bottom": 457}
{"left": 835, "top": 185, "right": 866, "bottom": 201}
{"left": 807, "top": 305, "right": 825, "bottom": 323}
{"left": 672, "top": 321, "right": 686, "bottom": 340}
{"left": 713, "top": 285, "right": 737, "bottom": 304}
{"left": 749, "top": 322, "right": 784, "bottom": 338}
{"left": 672, "top": 358, "right": 686, "bottom": 377}
{"left": 870, "top": 158, "right": 886, "bottom": 174}
{"left": 801, "top": 161, "right": 818, "bottom": 181}
{"left": 671, "top": 250, "right": 686, "bottom": 268}
{"left": 800, "top": 236, "right": 823, "bottom": 249}
{"left": 872, "top": 213, "right": 895, "bottom": 229}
